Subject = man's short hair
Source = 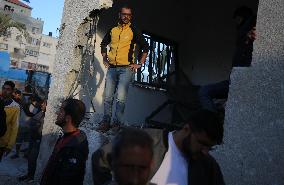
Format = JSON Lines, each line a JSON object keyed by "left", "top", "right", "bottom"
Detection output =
{"left": 186, "top": 109, "right": 224, "bottom": 145}
{"left": 233, "top": 6, "right": 253, "bottom": 20}
{"left": 63, "top": 98, "right": 86, "bottom": 127}
{"left": 14, "top": 89, "right": 21, "bottom": 95}
{"left": 3, "top": 81, "right": 15, "bottom": 90}
{"left": 120, "top": 3, "right": 132, "bottom": 13}
{"left": 112, "top": 128, "right": 153, "bottom": 160}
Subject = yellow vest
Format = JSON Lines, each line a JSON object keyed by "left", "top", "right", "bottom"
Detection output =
{"left": 107, "top": 23, "right": 134, "bottom": 65}
{"left": 0, "top": 100, "right": 20, "bottom": 149}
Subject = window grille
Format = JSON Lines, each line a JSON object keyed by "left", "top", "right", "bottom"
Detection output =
{"left": 135, "top": 33, "right": 178, "bottom": 90}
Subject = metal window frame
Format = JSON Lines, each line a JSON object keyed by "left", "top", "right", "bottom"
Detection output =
{"left": 134, "top": 31, "right": 178, "bottom": 91}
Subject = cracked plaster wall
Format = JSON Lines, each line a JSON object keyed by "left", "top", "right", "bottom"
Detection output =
{"left": 36, "top": 0, "right": 112, "bottom": 184}
{"left": 213, "top": 0, "right": 284, "bottom": 184}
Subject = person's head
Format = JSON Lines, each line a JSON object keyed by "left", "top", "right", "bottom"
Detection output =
{"left": 29, "top": 95, "right": 42, "bottom": 108}
{"left": 2, "top": 81, "right": 15, "bottom": 99}
{"left": 55, "top": 98, "right": 86, "bottom": 129}
{"left": 13, "top": 89, "right": 22, "bottom": 100}
{"left": 233, "top": 6, "right": 253, "bottom": 25}
{"left": 112, "top": 128, "right": 154, "bottom": 185}
{"left": 119, "top": 4, "right": 132, "bottom": 25}
{"left": 40, "top": 99, "right": 47, "bottom": 112}
{"left": 176, "top": 109, "right": 224, "bottom": 158}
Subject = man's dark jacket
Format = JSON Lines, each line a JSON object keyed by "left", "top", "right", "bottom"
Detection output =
{"left": 92, "top": 129, "right": 225, "bottom": 185}
{"left": 0, "top": 99, "right": 7, "bottom": 137}
{"left": 41, "top": 129, "right": 89, "bottom": 185}
{"left": 232, "top": 15, "right": 256, "bottom": 67}
{"left": 29, "top": 111, "right": 45, "bottom": 140}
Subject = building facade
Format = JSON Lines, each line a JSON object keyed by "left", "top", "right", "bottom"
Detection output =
{"left": 0, "top": 0, "right": 57, "bottom": 74}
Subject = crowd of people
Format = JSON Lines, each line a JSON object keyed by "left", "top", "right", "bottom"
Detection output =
{"left": 0, "top": 3, "right": 257, "bottom": 185}
{"left": 0, "top": 81, "right": 89, "bottom": 184}
{"left": 0, "top": 80, "right": 47, "bottom": 182}
{"left": 0, "top": 81, "right": 225, "bottom": 185}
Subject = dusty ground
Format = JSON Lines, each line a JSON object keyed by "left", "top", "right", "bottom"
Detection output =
{"left": 0, "top": 175, "right": 38, "bottom": 185}
{"left": 0, "top": 146, "right": 39, "bottom": 185}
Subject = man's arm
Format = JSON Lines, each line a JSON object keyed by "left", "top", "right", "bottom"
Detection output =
{"left": 102, "top": 52, "right": 110, "bottom": 68}
{"left": 139, "top": 52, "right": 148, "bottom": 65}
{"left": 210, "top": 156, "right": 225, "bottom": 185}
{"left": 135, "top": 28, "right": 149, "bottom": 64}
{"left": 22, "top": 103, "right": 36, "bottom": 117}
{"left": 129, "top": 28, "right": 149, "bottom": 71}
{"left": 101, "top": 29, "right": 112, "bottom": 68}
{"left": 92, "top": 142, "right": 113, "bottom": 185}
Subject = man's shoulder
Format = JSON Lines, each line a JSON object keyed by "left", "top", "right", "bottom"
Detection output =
{"left": 4, "top": 100, "right": 20, "bottom": 115}
{"left": 5, "top": 99, "right": 20, "bottom": 108}
{"left": 70, "top": 130, "right": 88, "bottom": 146}
{"left": 201, "top": 153, "right": 219, "bottom": 164}
{"left": 191, "top": 153, "right": 223, "bottom": 173}
{"left": 108, "top": 24, "right": 120, "bottom": 31}
{"left": 58, "top": 130, "right": 89, "bottom": 160}
{"left": 129, "top": 24, "right": 142, "bottom": 33}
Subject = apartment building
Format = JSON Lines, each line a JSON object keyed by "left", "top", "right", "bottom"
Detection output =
{"left": 0, "top": 0, "right": 57, "bottom": 73}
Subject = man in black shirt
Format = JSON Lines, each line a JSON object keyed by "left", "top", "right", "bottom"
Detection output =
{"left": 40, "top": 98, "right": 89, "bottom": 185}
{"left": 18, "top": 100, "right": 47, "bottom": 183}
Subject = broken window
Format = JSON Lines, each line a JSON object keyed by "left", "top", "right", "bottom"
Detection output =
{"left": 32, "top": 27, "right": 40, "bottom": 34}
{"left": 43, "top": 42, "right": 51, "bottom": 48}
{"left": 4, "top": 5, "right": 11, "bottom": 11}
{"left": 135, "top": 33, "right": 177, "bottom": 90}
{"left": 27, "top": 37, "right": 41, "bottom": 46}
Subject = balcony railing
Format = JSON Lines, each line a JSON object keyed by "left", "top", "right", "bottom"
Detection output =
{"left": 135, "top": 32, "right": 178, "bottom": 90}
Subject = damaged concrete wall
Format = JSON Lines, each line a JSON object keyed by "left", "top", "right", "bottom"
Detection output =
{"left": 36, "top": 0, "right": 112, "bottom": 184}
{"left": 213, "top": 0, "right": 284, "bottom": 184}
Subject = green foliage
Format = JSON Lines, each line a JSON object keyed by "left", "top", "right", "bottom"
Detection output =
{"left": 0, "top": 12, "right": 29, "bottom": 38}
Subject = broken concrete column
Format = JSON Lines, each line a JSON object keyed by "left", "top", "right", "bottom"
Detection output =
{"left": 35, "top": 0, "right": 112, "bottom": 184}
{"left": 214, "top": 0, "right": 284, "bottom": 184}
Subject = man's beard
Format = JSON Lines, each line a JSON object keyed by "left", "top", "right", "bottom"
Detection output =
{"left": 55, "top": 119, "right": 66, "bottom": 128}
{"left": 119, "top": 18, "right": 129, "bottom": 24}
{"left": 182, "top": 135, "right": 203, "bottom": 160}
{"left": 2, "top": 93, "right": 11, "bottom": 100}
{"left": 182, "top": 135, "right": 193, "bottom": 158}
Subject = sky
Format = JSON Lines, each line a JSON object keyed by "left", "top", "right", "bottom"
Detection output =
{"left": 27, "top": 0, "right": 65, "bottom": 37}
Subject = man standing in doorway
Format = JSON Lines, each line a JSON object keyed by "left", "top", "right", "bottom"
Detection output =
{"left": 97, "top": 4, "right": 149, "bottom": 132}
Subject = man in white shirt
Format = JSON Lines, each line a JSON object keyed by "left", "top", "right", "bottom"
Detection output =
{"left": 150, "top": 131, "right": 188, "bottom": 185}
{"left": 93, "top": 109, "right": 225, "bottom": 185}
{"left": 150, "top": 110, "right": 223, "bottom": 185}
